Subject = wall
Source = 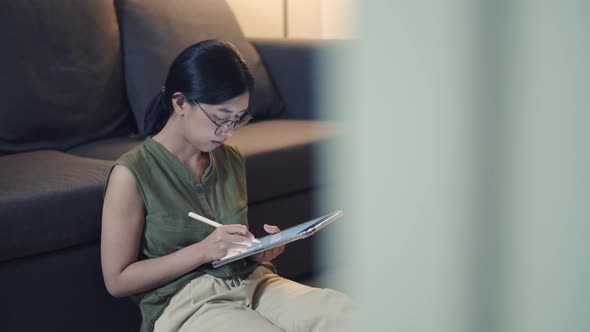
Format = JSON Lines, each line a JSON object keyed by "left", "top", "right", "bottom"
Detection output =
{"left": 226, "top": 0, "right": 356, "bottom": 39}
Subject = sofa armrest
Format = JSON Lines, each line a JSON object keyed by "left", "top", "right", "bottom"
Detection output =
{"left": 250, "top": 38, "right": 343, "bottom": 120}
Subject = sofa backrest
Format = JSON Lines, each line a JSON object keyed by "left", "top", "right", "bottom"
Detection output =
{"left": 115, "top": 0, "right": 285, "bottom": 136}
{"left": 0, "top": 0, "right": 130, "bottom": 155}
{"left": 0, "top": 0, "right": 284, "bottom": 155}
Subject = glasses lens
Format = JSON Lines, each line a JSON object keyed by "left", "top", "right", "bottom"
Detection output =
{"left": 236, "top": 113, "right": 252, "bottom": 128}
{"left": 215, "top": 113, "right": 252, "bottom": 135}
{"left": 215, "top": 121, "right": 233, "bottom": 135}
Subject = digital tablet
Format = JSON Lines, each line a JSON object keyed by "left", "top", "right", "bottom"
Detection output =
{"left": 212, "top": 210, "right": 344, "bottom": 268}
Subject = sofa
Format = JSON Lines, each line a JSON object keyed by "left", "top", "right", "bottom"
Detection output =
{"left": 0, "top": 1, "right": 343, "bottom": 331}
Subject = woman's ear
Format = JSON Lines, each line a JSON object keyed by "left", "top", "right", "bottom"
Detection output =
{"left": 171, "top": 93, "right": 188, "bottom": 116}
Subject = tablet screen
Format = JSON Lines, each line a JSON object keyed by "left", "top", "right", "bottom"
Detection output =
{"left": 250, "top": 214, "right": 330, "bottom": 250}
{"left": 213, "top": 210, "right": 343, "bottom": 267}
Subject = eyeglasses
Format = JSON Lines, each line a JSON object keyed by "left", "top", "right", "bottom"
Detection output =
{"left": 191, "top": 100, "right": 253, "bottom": 135}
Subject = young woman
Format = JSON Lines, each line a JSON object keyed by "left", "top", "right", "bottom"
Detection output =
{"left": 101, "top": 40, "right": 351, "bottom": 332}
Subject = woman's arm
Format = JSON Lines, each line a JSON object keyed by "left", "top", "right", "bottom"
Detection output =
{"left": 101, "top": 165, "right": 253, "bottom": 298}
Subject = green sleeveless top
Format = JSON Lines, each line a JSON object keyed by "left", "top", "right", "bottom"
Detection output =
{"left": 106, "top": 137, "right": 269, "bottom": 332}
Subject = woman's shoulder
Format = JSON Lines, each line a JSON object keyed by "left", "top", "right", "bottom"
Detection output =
{"left": 115, "top": 139, "right": 151, "bottom": 169}
{"left": 104, "top": 142, "right": 148, "bottom": 199}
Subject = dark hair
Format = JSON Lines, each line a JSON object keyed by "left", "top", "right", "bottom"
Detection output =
{"left": 143, "top": 40, "right": 254, "bottom": 135}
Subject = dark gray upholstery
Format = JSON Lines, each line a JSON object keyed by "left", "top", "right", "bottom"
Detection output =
{"left": 0, "top": 0, "right": 131, "bottom": 154}
{"left": 252, "top": 39, "right": 346, "bottom": 120}
{"left": 0, "top": 241, "right": 140, "bottom": 332}
{"left": 0, "top": 151, "right": 111, "bottom": 261}
{"left": 227, "top": 120, "right": 344, "bottom": 203}
{"left": 68, "top": 135, "right": 142, "bottom": 161}
{"left": 116, "top": 0, "right": 284, "bottom": 135}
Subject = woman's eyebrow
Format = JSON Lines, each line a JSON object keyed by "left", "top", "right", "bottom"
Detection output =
{"left": 217, "top": 107, "right": 249, "bottom": 115}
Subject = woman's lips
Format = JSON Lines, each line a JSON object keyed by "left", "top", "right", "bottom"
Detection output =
{"left": 211, "top": 140, "right": 224, "bottom": 146}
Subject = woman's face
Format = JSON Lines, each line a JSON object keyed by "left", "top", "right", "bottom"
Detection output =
{"left": 182, "top": 91, "right": 250, "bottom": 152}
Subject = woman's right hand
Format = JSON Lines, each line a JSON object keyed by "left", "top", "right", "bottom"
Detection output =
{"left": 201, "top": 224, "right": 255, "bottom": 261}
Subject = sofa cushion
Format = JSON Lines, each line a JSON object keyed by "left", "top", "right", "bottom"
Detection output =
{"left": 227, "top": 120, "right": 344, "bottom": 203}
{"left": 0, "top": 151, "right": 112, "bottom": 262}
{"left": 116, "top": 0, "right": 284, "bottom": 136}
{"left": 68, "top": 136, "right": 142, "bottom": 161}
{"left": 0, "top": 1, "right": 130, "bottom": 155}
{"left": 252, "top": 39, "right": 322, "bottom": 120}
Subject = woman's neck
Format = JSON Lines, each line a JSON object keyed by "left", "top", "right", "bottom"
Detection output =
{"left": 152, "top": 124, "right": 206, "bottom": 165}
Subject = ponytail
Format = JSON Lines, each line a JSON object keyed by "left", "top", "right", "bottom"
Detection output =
{"left": 142, "top": 86, "right": 171, "bottom": 137}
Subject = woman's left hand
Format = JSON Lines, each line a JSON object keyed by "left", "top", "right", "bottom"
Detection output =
{"left": 250, "top": 224, "right": 285, "bottom": 263}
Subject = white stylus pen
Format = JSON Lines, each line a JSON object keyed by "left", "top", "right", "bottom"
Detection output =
{"left": 188, "top": 212, "right": 260, "bottom": 243}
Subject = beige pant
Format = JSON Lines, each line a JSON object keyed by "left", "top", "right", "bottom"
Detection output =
{"left": 154, "top": 267, "right": 353, "bottom": 332}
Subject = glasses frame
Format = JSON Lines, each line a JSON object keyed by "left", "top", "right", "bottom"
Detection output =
{"left": 191, "top": 100, "right": 253, "bottom": 135}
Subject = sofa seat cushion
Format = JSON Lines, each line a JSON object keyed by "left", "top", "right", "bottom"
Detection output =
{"left": 227, "top": 119, "right": 344, "bottom": 203}
{"left": 68, "top": 136, "right": 142, "bottom": 161}
{"left": 0, "top": 151, "right": 112, "bottom": 262}
{"left": 116, "top": 0, "right": 284, "bottom": 135}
